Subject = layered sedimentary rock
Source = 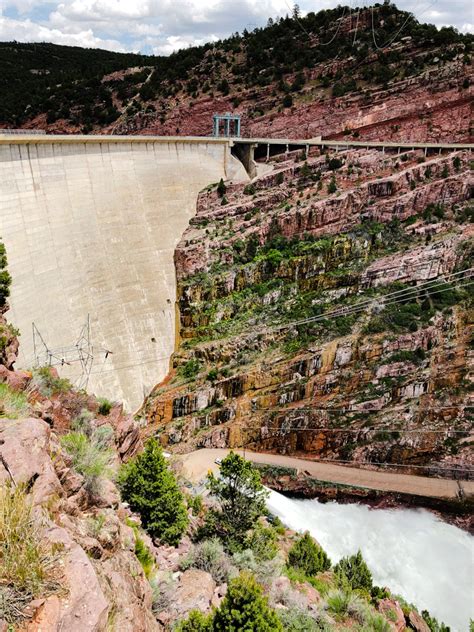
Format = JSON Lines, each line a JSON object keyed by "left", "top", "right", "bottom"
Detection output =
{"left": 143, "top": 146, "right": 473, "bottom": 472}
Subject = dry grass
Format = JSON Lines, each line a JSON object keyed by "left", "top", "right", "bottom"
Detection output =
{"left": 0, "top": 483, "right": 59, "bottom": 623}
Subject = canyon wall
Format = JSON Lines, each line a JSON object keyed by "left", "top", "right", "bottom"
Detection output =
{"left": 0, "top": 135, "right": 245, "bottom": 409}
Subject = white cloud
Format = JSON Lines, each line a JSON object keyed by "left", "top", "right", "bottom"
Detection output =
{"left": 1, "top": 0, "right": 472, "bottom": 55}
{"left": 0, "top": 14, "right": 126, "bottom": 49}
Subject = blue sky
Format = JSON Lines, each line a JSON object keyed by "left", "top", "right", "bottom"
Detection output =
{"left": 0, "top": 0, "right": 472, "bottom": 55}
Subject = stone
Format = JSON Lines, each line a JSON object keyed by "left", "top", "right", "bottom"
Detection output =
{"left": 171, "top": 569, "right": 216, "bottom": 618}
{"left": 408, "top": 610, "right": 431, "bottom": 632}
{"left": 0, "top": 418, "right": 62, "bottom": 505}
{"left": 378, "top": 598, "right": 406, "bottom": 632}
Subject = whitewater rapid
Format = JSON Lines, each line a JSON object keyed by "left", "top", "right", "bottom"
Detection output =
{"left": 267, "top": 490, "right": 474, "bottom": 631}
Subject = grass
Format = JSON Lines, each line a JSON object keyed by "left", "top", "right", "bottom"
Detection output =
{"left": 0, "top": 484, "right": 58, "bottom": 623}
{"left": 60, "top": 431, "right": 113, "bottom": 496}
{"left": 31, "top": 366, "right": 72, "bottom": 397}
{"left": 0, "top": 383, "right": 29, "bottom": 419}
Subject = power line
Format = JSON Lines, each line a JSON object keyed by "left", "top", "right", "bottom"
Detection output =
{"left": 268, "top": 268, "right": 473, "bottom": 333}
{"left": 243, "top": 425, "right": 471, "bottom": 434}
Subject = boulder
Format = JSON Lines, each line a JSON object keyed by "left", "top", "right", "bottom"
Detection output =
{"left": 378, "top": 598, "right": 406, "bottom": 632}
{"left": 27, "top": 524, "right": 109, "bottom": 632}
{"left": 0, "top": 418, "right": 62, "bottom": 505}
{"left": 171, "top": 569, "right": 216, "bottom": 618}
{"left": 408, "top": 610, "right": 431, "bottom": 632}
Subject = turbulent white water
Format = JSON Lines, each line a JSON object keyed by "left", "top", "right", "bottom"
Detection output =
{"left": 267, "top": 491, "right": 474, "bottom": 631}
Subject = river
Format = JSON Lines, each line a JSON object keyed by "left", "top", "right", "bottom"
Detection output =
{"left": 267, "top": 490, "right": 474, "bottom": 631}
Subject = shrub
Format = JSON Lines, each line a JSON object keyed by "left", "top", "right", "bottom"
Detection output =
{"left": 453, "top": 156, "right": 461, "bottom": 172}
{"left": 134, "top": 533, "right": 154, "bottom": 578}
{"left": 31, "top": 366, "right": 72, "bottom": 397}
{"left": 328, "top": 157, "right": 343, "bottom": 171}
{"left": 0, "top": 383, "right": 29, "bottom": 419}
{"left": 244, "top": 183, "right": 256, "bottom": 195}
{"left": 97, "top": 397, "right": 112, "bottom": 415}
{"left": 204, "top": 452, "right": 268, "bottom": 548}
{"left": 0, "top": 241, "right": 12, "bottom": 309}
{"left": 232, "top": 549, "right": 282, "bottom": 588}
{"left": 188, "top": 493, "right": 203, "bottom": 515}
{"left": 179, "top": 358, "right": 201, "bottom": 381}
{"left": 175, "top": 610, "right": 213, "bottom": 631}
{"left": 283, "top": 94, "right": 293, "bottom": 108}
{"left": 0, "top": 484, "right": 57, "bottom": 622}
{"left": 60, "top": 431, "right": 113, "bottom": 496}
{"left": 245, "top": 522, "right": 278, "bottom": 561}
{"left": 334, "top": 550, "right": 372, "bottom": 592}
{"left": 206, "top": 368, "right": 218, "bottom": 382}
{"left": 275, "top": 172, "right": 284, "bottom": 185}
{"left": 118, "top": 438, "right": 188, "bottom": 546}
{"left": 287, "top": 532, "right": 331, "bottom": 576}
{"left": 181, "top": 539, "right": 234, "bottom": 583}
{"left": 213, "top": 571, "right": 283, "bottom": 631}
{"left": 327, "top": 176, "right": 337, "bottom": 194}
{"left": 151, "top": 573, "right": 176, "bottom": 614}
{"left": 71, "top": 408, "right": 94, "bottom": 435}
{"left": 277, "top": 606, "right": 321, "bottom": 631}
{"left": 325, "top": 589, "right": 352, "bottom": 616}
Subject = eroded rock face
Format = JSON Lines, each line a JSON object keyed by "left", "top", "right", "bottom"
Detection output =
{"left": 171, "top": 570, "right": 216, "bottom": 619}
{"left": 143, "top": 147, "right": 473, "bottom": 473}
{"left": 0, "top": 418, "right": 62, "bottom": 505}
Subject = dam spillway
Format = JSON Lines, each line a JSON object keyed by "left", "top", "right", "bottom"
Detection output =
{"left": 0, "top": 135, "right": 245, "bottom": 409}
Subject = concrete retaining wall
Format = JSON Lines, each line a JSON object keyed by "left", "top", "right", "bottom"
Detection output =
{"left": 0, "top": 136, "right": 239, "bottom": 409}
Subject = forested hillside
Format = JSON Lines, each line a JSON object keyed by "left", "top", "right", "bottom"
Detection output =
{"left": 1, "top": 3, "right": 472, "bottom": 139}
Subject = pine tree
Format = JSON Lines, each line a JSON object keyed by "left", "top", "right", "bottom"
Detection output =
{"left": 118, "top": 438, "right": 188, "bottom": 546}
{"left": 213, "top": 572, "right": 283, "bottom": 631}
{"left": 287, "top": 531, "right": 331, "bottom": 576}
{"left": 217, "top": 178, "right": 227, "bottom": 197}
{"left": 205, "top": 452, "right": 268, "bottom": 547}
{"left": 334, "top": 550, "right": 373, "bottom": 592}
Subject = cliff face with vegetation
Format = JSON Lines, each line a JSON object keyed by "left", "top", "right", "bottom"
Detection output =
{"left": 0, "top": 310, "right": 449, "bottom": 632}
{"left": 143, "top": 145, "right": 473, "bottom": 475}
{"left": 1, "top": 3, "right": 472, "bottom": 142}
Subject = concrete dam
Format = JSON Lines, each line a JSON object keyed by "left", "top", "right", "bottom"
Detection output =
{"left": 0, "top": 135, "right": 247, "bottom": 409}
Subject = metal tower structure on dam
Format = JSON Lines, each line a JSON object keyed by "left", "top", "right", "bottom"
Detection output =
{"left": 213, "top": 113, "right": 241, "bottom": 137}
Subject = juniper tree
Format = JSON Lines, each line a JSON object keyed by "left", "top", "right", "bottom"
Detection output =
{"left": 205, "top": 452, "right": 268, "bottom": 548}
{"left": 118, "top": 438, "right": 188, "bottom": 546}
{"left": 287, "top": 531, "right": 331, "bottom": 576}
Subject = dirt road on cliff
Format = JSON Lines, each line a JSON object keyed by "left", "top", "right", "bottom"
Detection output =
{"left": 180, "top": 448, "right": 473, "bottom": 500}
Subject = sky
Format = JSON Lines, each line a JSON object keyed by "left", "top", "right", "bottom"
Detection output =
{"left": 0, "top": 0, "right": 472, "bottom": 55}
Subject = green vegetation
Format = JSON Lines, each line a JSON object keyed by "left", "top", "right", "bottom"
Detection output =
{"left": 0, "top": 484, "right": 57, "bottom": 623}
{"left": 97, "top": 397, "right": 113, "bottom": 415}
{"left": 176, "top": 572, "right": 283, "bottom": 631}
{"left": 0, "top": 383, "right": 29, "bottom": 419}
{"left": 334, "top": 550, "right": 373, "bottom": 592}
{"left": 213, "top": 572, "right": 283, "bottom": 631}
{"left": 202, "top": 452, "right": 268, "bottom": 549}
{"left": 327, "top": 176, "right": 337, "bottom": 194}
{"left": 181, "top": 538, "right": 233, "bottom": 584}
{"left": 175, "top": 610, "right": 213, "bottom": 631}
{"left": 31, "top": 366, "right": 72, "bottom": 397}
{"left": 119, "top": 438, "right": 188, "bottom": 545}
{"left": 217, "top": 179, "right": 227, "bottom": 197}
{"left": 179, "top": 358, "right": 201, "bottom": 381}
{"left": 287, "top": 532, "right": 331, "bottom": 576}
{"left": 60, "top": 429, "right": 113, "bottom": 496}
{"left": 135, "top": 538, "right": 154, "bottom": 578}
{"left": 245, "top": 522, "right": 278, "bottom": 561}
{"left": 0, "top": 242, "right": 11, "bottom": 310}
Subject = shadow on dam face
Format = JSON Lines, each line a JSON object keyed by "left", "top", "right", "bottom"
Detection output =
{"left": 0, "top": 136, "right": 247, "bottom": 410}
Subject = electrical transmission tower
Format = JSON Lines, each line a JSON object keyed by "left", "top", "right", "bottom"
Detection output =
{"left": 32, "top": 316, "right": 94, "bottom": 389}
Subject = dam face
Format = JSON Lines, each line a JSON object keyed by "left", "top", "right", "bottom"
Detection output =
{"left": 0, "top": 135, "right": 242, "bottom": 409}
